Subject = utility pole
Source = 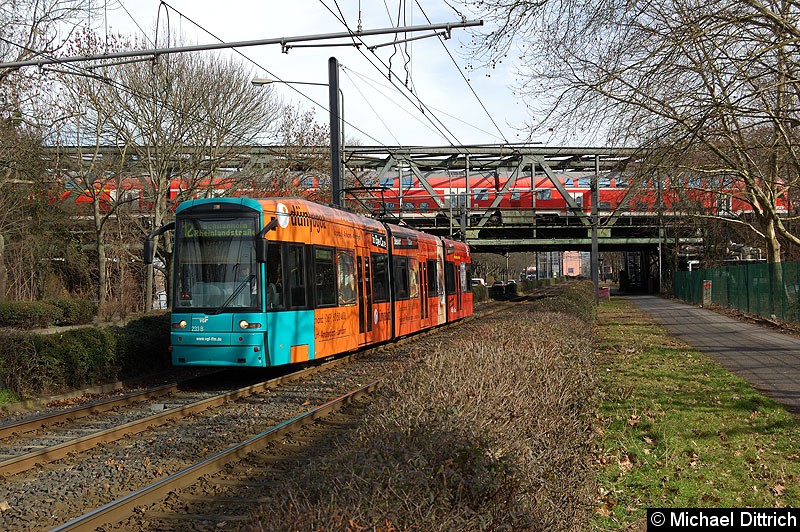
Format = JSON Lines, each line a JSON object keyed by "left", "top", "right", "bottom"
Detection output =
{"left": 591, "top": 155, "right": 600, "bottom": 303}
{"left": 329, "top": 57, "right": 342, "bottom": 207}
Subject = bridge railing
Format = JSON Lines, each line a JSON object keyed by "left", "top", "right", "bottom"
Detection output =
{"left": 673, "top": 261, "right": 800, "bottom": 323}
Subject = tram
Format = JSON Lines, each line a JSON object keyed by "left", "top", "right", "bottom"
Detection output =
{"left": 143, "top": 197, "right": 473, "bottom": 367}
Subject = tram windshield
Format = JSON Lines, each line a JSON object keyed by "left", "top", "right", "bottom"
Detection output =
{"left": 173, "top": 216, "right": 260, "bottom": 310}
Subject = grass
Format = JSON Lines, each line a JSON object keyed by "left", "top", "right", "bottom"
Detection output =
{"left": 0, "top": 389, "right": 20, "bottom": 405}
{"left": 593, "top": 298, "right": 800, "bottom": 529}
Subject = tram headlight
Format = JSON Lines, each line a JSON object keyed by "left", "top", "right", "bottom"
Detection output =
{"left": 239, "top": 320, "right": 262, "bottom": 329}
{"left": 172, "top": 320, "right": 187, "bottom": 329}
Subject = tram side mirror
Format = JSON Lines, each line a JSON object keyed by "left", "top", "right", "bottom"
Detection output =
{"left": 143, "top": 239, "right": 156, "bottom": 265}
{"left": 256, "top": 217, "right": 279, "bottom": 263}
{"left": 142, "top": 221, "right": 175, "bottom": 265}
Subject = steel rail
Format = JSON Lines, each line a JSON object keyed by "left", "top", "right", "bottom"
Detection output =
{"left": 0, "top": 383, "right": 179, "bottom": 439}
{"left": 0, "top": 359, "right": 344, "bottom": 477}
{"left": 50, "top": 379, "right": 383, "bottom": 532}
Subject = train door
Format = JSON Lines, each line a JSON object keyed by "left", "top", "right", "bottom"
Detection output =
{"left": 357, "top": 254, "right": 374, "bottom": 345}
{"left": 419, "top": 260, "right": 429, "bottom": 323}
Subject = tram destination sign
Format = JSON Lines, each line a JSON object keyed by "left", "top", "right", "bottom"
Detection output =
{"left": 182, "top": 219, "right": 256, "bottom": 239}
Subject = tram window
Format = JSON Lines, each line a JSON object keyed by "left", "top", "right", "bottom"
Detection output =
{"left": 510, "top": 190, "right": 521, "bottom": 201}
{"left": 380, "top": 177, "right": 394, "bottom": 187}
{"left": 313, "top": 247, "right": 336, "bottom": 308}
{"left": 401, "top": 175, "right": 413, "bottom": 188}
{"left": 426, "top": 259, "right": 438, "bottom": 295}
{"left": 337, "top": 250, "right": 356, "bottom": 306}
{"left": 409, "top": 259, "right": 420, "bottom": 299}
{"left": 474, "top": 189, "right": 488, "bottom": 201}
{"left": 460, "top": 263, "right": 468, "bottom": 292}
{"left": 266, "top": 244, "right": 284, "bottom": 310}
{"left": 371, "top": 253, "right": 389, "bottom": 303}
{"left": 420, "top": 202, "right": 429, "bottom": 212}
{"left": 286, "top": 244, "right": 308, "bottom": 309}
{"left": 393, "top": 256, "right": 410, "bottom": 300}
{"left": 537, "top": 189, "right": 551, "bottom": 201}
{"left": 445, "top": 262, "right": 456, "bottom": 294}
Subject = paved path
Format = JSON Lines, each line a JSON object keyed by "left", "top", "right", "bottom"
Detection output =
{"left": 628, "top": 295, "right": 800, "bottom": 415}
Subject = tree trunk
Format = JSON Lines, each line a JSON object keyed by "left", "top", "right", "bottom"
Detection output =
{"left": 0, "top": 234, "right": 6, "bottom": 302}
{"left": 94, "top": 200, "right": 107, "bottom": 306}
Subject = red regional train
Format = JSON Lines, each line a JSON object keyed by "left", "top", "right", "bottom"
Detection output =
{"left": 57, "top": 169, "right": 790, "bottom": 221}
{"left": 144, "top": 197, "right": 473, "bottom": 367}
{"left": 356, "top": 171, "right": 791, "bottom": 219}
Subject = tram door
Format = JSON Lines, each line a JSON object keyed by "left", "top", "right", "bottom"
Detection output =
{"left": 357, "top": 255, "right": 373, "bottom": 345}
{"left": 419, "top": 260, "right": 429, "bottom": 323}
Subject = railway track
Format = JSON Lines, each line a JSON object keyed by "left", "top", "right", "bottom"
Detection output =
{"left": 0, "top": 320, "right": 455, "bottom": 530}
{"left": 0, "top": 291, "right": 556, "bottom": 530}
{"left": 54, "top": 381, "right": 381, "bottom": 531}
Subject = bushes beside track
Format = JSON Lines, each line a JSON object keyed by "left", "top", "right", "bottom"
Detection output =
{"left": 0, "top": 313, "right": 171, "bottom": 398}
{"left": 0, "top": 299, "right": 97, "bottom": 329}
{"left": 251, "top": 280, "right": 597, "bottom": 530}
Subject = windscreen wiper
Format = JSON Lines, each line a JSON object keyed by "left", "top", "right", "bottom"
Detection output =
{"left": 207, "top": 274, "right": 255, "bottom": 315}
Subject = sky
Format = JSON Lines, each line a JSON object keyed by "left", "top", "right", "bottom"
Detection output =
{"left": 92, "top": 0, "right": 547, "bottom": 148}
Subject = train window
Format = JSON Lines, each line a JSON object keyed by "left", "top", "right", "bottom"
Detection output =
{"left": 371, "top": 253, "right": 389, "bottom": 303}
{"left": 337, "top": 250, "right": 356, "bottom": 306}
{"left": 409, "top": 259, "right": 420, "bottom": 299}
{"left": 385, "top": 202, "right": 395, "bottom": 211}
{"left": 474, "top": 189, "right": 488, "bottom": 201}
{"left": 537, "top": 189, "right": 552, "bottom": 201}
{"left": 578, "top": 177, "right": 590, "bottom": 187}
{"left": 266, "top": 244, "right": 285, "bottom": 311}
{"left": 380, "top": 177, "right": 394, "bottom": 187}
{"left": 401, "top": 175, "right": 413, "bottom": 188}
{"left": 426, "top": 259, "right": 438, "bottom": 295}
{"left": 402, "top": 202, "right": 415, "bottom": 212}
{"left": 393, "top": 256, "right": 410, "bottom": 300}
{"left": 313, "top": 246, "right": 336, "bottom": 308}
{"left": 420, "top": 202, "right": 429, "bottom": 212}
{"left": 286, "top": 244, "right": 308, "bottom": 309}
{"left": 599, "top": 178, "right": 611, "bottom": 188}
{"left": 510, "top": 190, "right": 521, "bottom": 201}
{"left": 445, "top": 261, "right": 456, "bottom": 294}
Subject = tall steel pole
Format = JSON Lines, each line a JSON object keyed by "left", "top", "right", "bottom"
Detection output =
{"left": 329, "top": 57, "right": 342, "bottom": 207}
{"left": 591, "top": 155, "right": 600, "bottom": 303}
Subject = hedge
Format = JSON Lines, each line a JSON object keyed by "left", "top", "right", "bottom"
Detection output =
{"left": 0, "top": 313, "right": 171, "bottom": 398}
{"left": 0, "top": 298, "right": 98, "bottom": 329}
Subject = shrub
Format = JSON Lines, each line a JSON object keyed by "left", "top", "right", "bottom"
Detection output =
{"left": 47, "top": 298, "right": 98, "bottom": 325}
{"left": 36, "top": 328, "right": 118, "bottom": 388}
{"left": 529, "top": 280, "right": 596, "bottom": 325}
{"left": 0, "top": 312, "right": 171, "bottom": 398}
{"left": 251, "top": 298, "right": 597, "bottom": 530}
{"left": 471, "top": 284, "right": 488, "bottom": 303}
{"left": 0, "top": 301, "right": 63, "bottom": 329}
{"left": 116, "top": 313, "right": 172, "bottom": 377}
{"left": 0, "top": 330, "right": 62, "bottom": 397}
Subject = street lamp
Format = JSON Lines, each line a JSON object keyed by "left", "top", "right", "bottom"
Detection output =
{"left": 251, "top": 57, "right": 345, "bottom": 206}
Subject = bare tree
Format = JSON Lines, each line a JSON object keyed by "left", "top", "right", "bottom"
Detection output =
{"left": 469, "top": 0, "right": 800, "bottom": 263}
{"left": 81, "top": 38, "right": 283, "bottom": 310}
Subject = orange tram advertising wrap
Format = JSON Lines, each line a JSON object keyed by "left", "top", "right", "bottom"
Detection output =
{"left": 143, "top": 197, "right": 473, "bottom": 367}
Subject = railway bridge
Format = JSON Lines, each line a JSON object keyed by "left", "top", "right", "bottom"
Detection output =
{"left": 52, "top": 144, "right": 725, "bottom": 292}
